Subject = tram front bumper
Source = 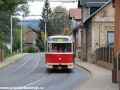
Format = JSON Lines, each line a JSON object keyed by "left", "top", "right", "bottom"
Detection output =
{"left": 46, "top": 63, "right": 74, "bottom": 69}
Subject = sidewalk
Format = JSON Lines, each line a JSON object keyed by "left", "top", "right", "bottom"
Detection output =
{"left": 0, "top": 53, "right": 29, "bottom": 69}
{"left": 74, "top": 58, "right": 119, "bottom": 90}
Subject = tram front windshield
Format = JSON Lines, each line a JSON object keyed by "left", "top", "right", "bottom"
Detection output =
{"left": 47, "top": 43, "right": 72, "bottom": 53}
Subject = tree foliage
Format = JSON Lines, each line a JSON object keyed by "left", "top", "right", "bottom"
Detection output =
{"left": 36, "top": 31, "right": 46, "bottom": 51}
{"left": 66, "top": 28, "right": 71, "bottom": 35}
{"left": 12, "top": 23, "right": 26, "bottom": 52}
{"left": 37, "top": 0, "right": 52, "bottom": 51}
{"left": 39, "top": 0, "right": 52, "bottom": 36}
{"left": 0, "top": 0, "right": 29, "bottom": 52}
{"left": 52, "top": 5, "right": 72, "bottom": 35}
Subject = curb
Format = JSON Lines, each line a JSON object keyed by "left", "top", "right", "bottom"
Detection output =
{"left": 75, "top": 63, "right": 92, "bottom": 75}
{"left": 74, "top": 61, "right": 93, "bottom": 90}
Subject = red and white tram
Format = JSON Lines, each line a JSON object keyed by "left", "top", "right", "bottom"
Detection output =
{"left": 45, "top": 35, "right": 75, "bottom": 70}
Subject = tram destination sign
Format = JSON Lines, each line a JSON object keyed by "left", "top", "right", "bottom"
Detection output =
{"left": 53, "top": 38, "right": 68, "bottom": 42}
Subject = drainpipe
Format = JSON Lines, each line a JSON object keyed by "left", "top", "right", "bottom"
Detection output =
{"left": 99, "top": 23, "right": 101, "bottom": 48}
{"left": 86, "top": 27, "right": 87, "bottom": 61}
{"left": 99, "top": 24, "right": 100, "bottom": 48}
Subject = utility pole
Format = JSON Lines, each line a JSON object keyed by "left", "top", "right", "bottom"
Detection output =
{"left": 20, "top": 20, "right": 22, "bottom": 52}
{"left": 45, "top": 20, "right": 47, "bottom": 41}
{"left": 10, "top": 15, "right": 23, "bottom": 53}
{"left": 10, "top": 15, "right": 13, "bottom": 53}
{"left": 44, "top": 19, "right": 47, "bottom": 52}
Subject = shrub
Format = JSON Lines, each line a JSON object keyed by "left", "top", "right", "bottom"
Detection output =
{"left": 27, "top": 46, "right": 39, "bottom": 53}
{"left": 22, "top": 47, "right": 28, "bottom": 52}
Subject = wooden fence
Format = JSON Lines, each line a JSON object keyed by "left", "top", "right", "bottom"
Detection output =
{"left": 94, "top": 47, "right": 114, "bottom": 69}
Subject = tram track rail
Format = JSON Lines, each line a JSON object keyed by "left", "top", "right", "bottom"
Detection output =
{"left": 0, "top": 54, "right": 45, "bottom": 86}
{"left": 0, "top": 57, "right": 40, "bottom": 85}
{"left": 44, "top": 72, "right": 69, "bottom": 90}
{"left": 0, "top": 54, "right": 35, "bottom": 79}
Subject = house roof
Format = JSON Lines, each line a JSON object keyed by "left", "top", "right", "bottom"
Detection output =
{"left": 72, "top": 24, "right": 82, "bottom": 32}
{"left": 79, "top": 0, "right": 110, "bottom": 6}
{"left": 83, "top": 0, "right": 111, "bottom": 24}
{"left": 69, "top": 8, "right": 82, "bottom": 20}
{"left": 26, "top": 29, "right": 32, "bottom": 33}
{"left": 86, "top": 2, "right": 106, "bottom": 7}
{"left": 78, "top": 0, "right": 110, "bottom": 8}
{"left": 69, "top": 23, "right": 82, "bottom": 34}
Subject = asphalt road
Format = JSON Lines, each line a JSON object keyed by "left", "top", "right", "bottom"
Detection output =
{"left": 0, "top": 53, "right": 91, "bottom": 90}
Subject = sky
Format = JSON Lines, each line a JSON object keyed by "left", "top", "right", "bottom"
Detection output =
{"left": 24, "top": 1, "right": 78, "bottom": 19}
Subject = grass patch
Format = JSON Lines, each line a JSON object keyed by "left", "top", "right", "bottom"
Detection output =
{"left": 4, "top": 52, "right": 23, "bottom": 59}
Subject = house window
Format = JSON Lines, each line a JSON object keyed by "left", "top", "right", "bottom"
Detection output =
{"left": 102, "top": 10, "right": 107, "bottom": 16}
{"left": 107, "top": 31, "right": 114, "bottom": 46}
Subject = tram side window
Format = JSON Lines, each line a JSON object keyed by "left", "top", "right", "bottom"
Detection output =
{"left": 48, "top": 43, "right": 52, "bottom": 52}
{"left": 48, "top": 43, "right": 72, "bottom": 53}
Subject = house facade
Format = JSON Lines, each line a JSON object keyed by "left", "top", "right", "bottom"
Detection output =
{"left": 78, "top": 0, "right": 113, "bottom": 61}
{"left": 81, "top": 1, "right": 114, "bottom": 62}
{"left": 69, "top": 8, "right": 82, "bottom": 57}
{"left": 26, "top": 29, "right": 37, "bottom": 47}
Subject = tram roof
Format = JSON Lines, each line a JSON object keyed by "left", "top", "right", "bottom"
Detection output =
{"left": 47, "top": 35, "right": 74, "bottom": 41}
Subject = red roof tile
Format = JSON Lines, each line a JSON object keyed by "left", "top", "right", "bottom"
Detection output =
{"left": 69, "top": 8, "right": 82, "bottom": 20}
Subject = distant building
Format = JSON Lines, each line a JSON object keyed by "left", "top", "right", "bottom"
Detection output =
{"left": 69, "top": 8, "right": 82, "bottom": 58}
{"left": 26, "top": 29, "right": 37, "bottom": 47}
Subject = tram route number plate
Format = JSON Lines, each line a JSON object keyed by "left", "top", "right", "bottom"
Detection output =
{"left": 53, "top": 38, "right": 68, "bottom": 41}
{"left": 58, "top": 39, "right": 63, "bottom": 42}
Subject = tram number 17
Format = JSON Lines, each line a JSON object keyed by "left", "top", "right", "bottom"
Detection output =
{"left": 58, "top": 39, "right": 63, "bottom": 42}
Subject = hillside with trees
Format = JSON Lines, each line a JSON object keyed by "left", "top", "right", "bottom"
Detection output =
{"left": 18, "top": 19, "right": 40, "bottom": 30}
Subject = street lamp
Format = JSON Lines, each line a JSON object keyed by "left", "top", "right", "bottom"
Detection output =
{"left": 44, "top": 18, "right": 47, "bottom": 40}
{"left": 10, "top": 15, "right": 12, "bottom": 53}
{"left": 44, "top": 18, "right": 47, "bottom": 52}
{"left": 10, "top": 15, "right": 23, "bottom": 53}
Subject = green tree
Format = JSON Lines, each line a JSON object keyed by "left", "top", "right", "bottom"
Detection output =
{"left": 37, "top": 0, "right": 52, "bottom": 51}
{"left": 39, "top": 0, "right": 52, "bottom": 36}
{"left": 12, "top": 23, "right": 26, "bottom": 52}
{"left": 36, "top": 31, "right": 46, "bottom": 51}
{"left": 66, "top": 28, "right": 71, "bottom": 35}
{"left": 36, "top": 31, "right": 42, "bottom": 51}
{"left": 52, "top": 5, "right": 72, "bottom": 35}
{"left": 0, "top": 0, "right": 29, "bottom": 51}
{"left": 0, "top": 0, "right": 3, "bottom": 5}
